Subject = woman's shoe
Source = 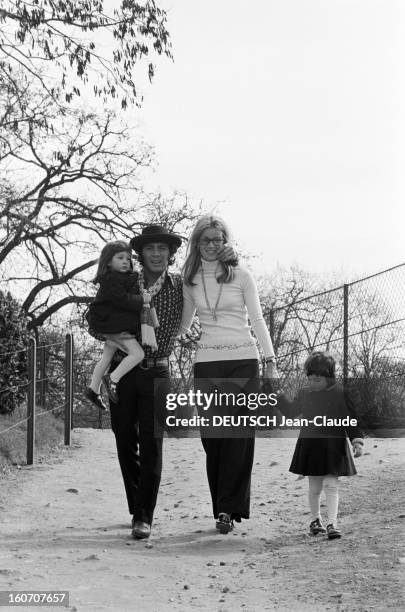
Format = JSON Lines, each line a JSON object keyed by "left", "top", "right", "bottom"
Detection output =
{"left": 216, "top": 513, "right": 234, "bottom": 534}
{"left": 309, "top": 518, "right": 327, "bottom": 535}
{"left": 84, "top": 387, "right": 107, "bottom": 411}
{"left": 326, "top": 523, "right": 342, "bottom": 540}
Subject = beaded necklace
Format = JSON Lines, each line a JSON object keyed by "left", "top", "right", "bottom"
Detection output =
{"left": 201, "top": 262, "right": 223, "bottom": 321}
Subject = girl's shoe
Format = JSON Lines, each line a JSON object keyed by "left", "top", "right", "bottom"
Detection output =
{"left": 309, "top": 518, "right": 327, "bottom": 535}
{"left": 326, "top": 524, "right": 342, "bottom": 540}
{"left": 103, "top": 374, "right": 118, "bottom": 403}
{"left": 216, "top": 513, "right": 234, "bottom": 534}
{"left": 84, "top": 387, "right": 107, "bottom": 411}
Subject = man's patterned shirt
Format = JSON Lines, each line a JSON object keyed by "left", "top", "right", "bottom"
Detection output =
{"left": 136, "top": 272, "right": 183, "bottom": 358}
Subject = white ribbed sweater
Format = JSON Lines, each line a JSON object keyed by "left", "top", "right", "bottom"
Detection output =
{"left": 180, "top": 259, "right": 275, "bottom": 363}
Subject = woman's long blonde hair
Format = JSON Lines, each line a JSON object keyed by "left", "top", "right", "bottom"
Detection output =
{"left": 182, "top": 215, "right": 237, "bottom": 286}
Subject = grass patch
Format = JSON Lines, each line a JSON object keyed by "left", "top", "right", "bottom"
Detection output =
{"left": 0, "top": 403, "right": 65, "bottom": 473}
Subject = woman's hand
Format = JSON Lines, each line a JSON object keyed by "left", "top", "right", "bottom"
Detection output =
{"left": 264, "top": 361, "right": 279, "bottom": 381}
{"left": 262, "top": 361, "right": 280, "bottom": 395}
{"left": 217, "top": 243, "right": 238, "bottom": 263}
{"left": 352, "top": 441, "right": 364, "bottom": 458}
{"left": 143, "top": 292, "right": 151, "bottom": 305}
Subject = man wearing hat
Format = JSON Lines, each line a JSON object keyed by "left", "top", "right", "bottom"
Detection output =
{"left": 109, "top": 224, "right": 235, "bottom": 539}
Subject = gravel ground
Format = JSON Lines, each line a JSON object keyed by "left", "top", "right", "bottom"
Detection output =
{"left": 1, "top": 429, "right": 404, "bottom": 612}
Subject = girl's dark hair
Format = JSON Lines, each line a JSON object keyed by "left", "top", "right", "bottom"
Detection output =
{"left": 93, "top": 241, "right": 133, "bottom": 284}
{"left": 304, "top": 352, "right": 336, "bottom": 378}
{"left": 134, "top": 244, "right": 177, "bottom": 268}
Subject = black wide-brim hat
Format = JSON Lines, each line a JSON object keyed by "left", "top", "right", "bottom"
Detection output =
{"left": 130, "top": 225, "right": 182, "bottom": 253}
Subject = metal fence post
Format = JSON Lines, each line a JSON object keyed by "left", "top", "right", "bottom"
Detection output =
{"left": 64, "top": 333, "right": 73, "bottom": 445}
{"left": 38, "top": 343, "right": 46, "bottom": 408}
{"left": 269, "top": 309, "right": 275, "bottom": 345}
{"left": 343, "top": 284, "right": 349, "bottom": 384}
{"left": 27, "top": 337, "right": 36, "bottom": 465}
{"left": 265, "top": 309, "right": 276, "bottom": 377}
{"left": 70, "top": 334, "right": 74, "bottom": 431}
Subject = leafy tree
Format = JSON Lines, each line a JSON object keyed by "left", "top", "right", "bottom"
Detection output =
{"left": 0, "top": 0, "right": 172, "bottom": 108}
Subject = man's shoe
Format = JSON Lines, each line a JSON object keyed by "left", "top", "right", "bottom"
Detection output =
{"left": 216, "top": 513, "right": 234, "bottom": 534}
{"left": 326, "top": 523, "right": 342, "bottom": 540}
{"left": 103, "top": 374, "right": 118, "bottom": 403}
{"left": 132, "top": 521, "right": 151, "bottom": 540}
{"left": 309, "top": 518, "right": 327, "bottom": 535}
{"left": 84, "top": 387, "right": 108, "bottom": 411}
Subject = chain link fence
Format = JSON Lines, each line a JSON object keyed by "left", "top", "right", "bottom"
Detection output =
{"left": 0, "top": 335, "right": 74, "bottom": 465}
{"left": 265, "top": 263, "right": 405, "bottom": 429}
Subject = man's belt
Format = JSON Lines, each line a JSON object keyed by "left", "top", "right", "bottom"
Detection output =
{"left": 140, "top": 357, "right": 170, "bottom": 369}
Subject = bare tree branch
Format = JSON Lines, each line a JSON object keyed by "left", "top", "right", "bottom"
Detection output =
{"left": 28, "top": 295, "right": 93, "bottom": 329}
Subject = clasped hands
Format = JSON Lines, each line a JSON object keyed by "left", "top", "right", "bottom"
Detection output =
{"left": 352, "top": 442, "right": 364, "bottom": 458}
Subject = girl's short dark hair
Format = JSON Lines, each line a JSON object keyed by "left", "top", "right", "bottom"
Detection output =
{"left": 134, "top": 243, "right": 177, "bottom": 268}
{"left": 93, "top": 240, "right": 133, "bottom": 284}
{"left": 304, "top": 352, "right": 336, "bottom": 378}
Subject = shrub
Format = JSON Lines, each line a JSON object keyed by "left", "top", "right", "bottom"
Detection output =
{"left": 0, "top": 291, "right": 29, "bottom": 414}
{"left": 0, "top": 402, "right": 64, "bottom": 472}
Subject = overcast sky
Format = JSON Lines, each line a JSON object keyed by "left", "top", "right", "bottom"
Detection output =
{"left": 131, "top": 0, "right": 404, "bottom": 279}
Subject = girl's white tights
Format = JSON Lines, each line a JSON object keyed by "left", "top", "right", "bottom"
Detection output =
{"left": 90, "top": 337, "right": 144, "bottom": 393}
{"left": 308, "top": 475, "right": 339, "bottom": 526}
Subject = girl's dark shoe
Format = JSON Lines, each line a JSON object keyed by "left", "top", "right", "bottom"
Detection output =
{"left": 326, "top": 523, "right": 342, "bottom": 540}
{"left": 103, "top": 374, "right": 118, "bottom": 403}
{"left": 309, "top": 518, "right": 327, "bottom": 535}
{"left": 84, "top": 387, "right": 107, "bottom": 411}
{"left": 216, "top": 513, "right": 234, "bottom": 534}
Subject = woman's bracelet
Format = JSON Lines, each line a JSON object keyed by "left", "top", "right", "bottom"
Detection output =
{"left": 264, "top": 357, "right": 277, "bottom": 364}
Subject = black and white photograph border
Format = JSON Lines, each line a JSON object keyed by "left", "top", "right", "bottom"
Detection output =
{"left": 1, "top": 1, "right": 404, "bottom": 611}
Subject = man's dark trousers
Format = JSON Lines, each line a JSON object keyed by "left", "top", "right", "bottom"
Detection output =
{"left": 109, "top": 364, "right": 169, "bottom": 525}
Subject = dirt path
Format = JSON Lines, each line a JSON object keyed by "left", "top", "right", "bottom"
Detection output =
{"left": 1, "top": 429, "right": 404, "bottom": 612}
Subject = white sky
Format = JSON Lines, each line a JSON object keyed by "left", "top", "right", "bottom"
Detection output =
{"left": 132, "top": 0, "right": 404, "bottom": 280}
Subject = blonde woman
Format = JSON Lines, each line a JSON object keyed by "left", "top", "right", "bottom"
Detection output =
{"left": 180, "top": 215, "right": 278, "bottom": 533}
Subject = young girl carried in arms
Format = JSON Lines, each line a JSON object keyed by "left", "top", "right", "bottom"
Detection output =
{"left": 276, "top": 352, "right": 364, "bottom": 539}
{"left": 85, "top": 240, "right": 156, "bottom": 409}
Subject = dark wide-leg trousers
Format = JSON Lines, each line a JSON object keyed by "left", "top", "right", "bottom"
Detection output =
{"left": 194, "top": 359, "right": 259, "bottom": 521}
{"left": 109, "top": 364, "right": 169, "bottom": 525}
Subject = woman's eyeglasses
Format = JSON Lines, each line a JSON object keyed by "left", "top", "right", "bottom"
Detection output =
{"left": 200, "top": 238, "right": 224, "bottom": 247}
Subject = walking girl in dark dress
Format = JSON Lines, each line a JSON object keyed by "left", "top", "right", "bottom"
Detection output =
{"left": 180, "top": 215, "right": 278, "bottom": 533}
{"left": 277, "top": 352, "right": 364, "bottom": 539}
